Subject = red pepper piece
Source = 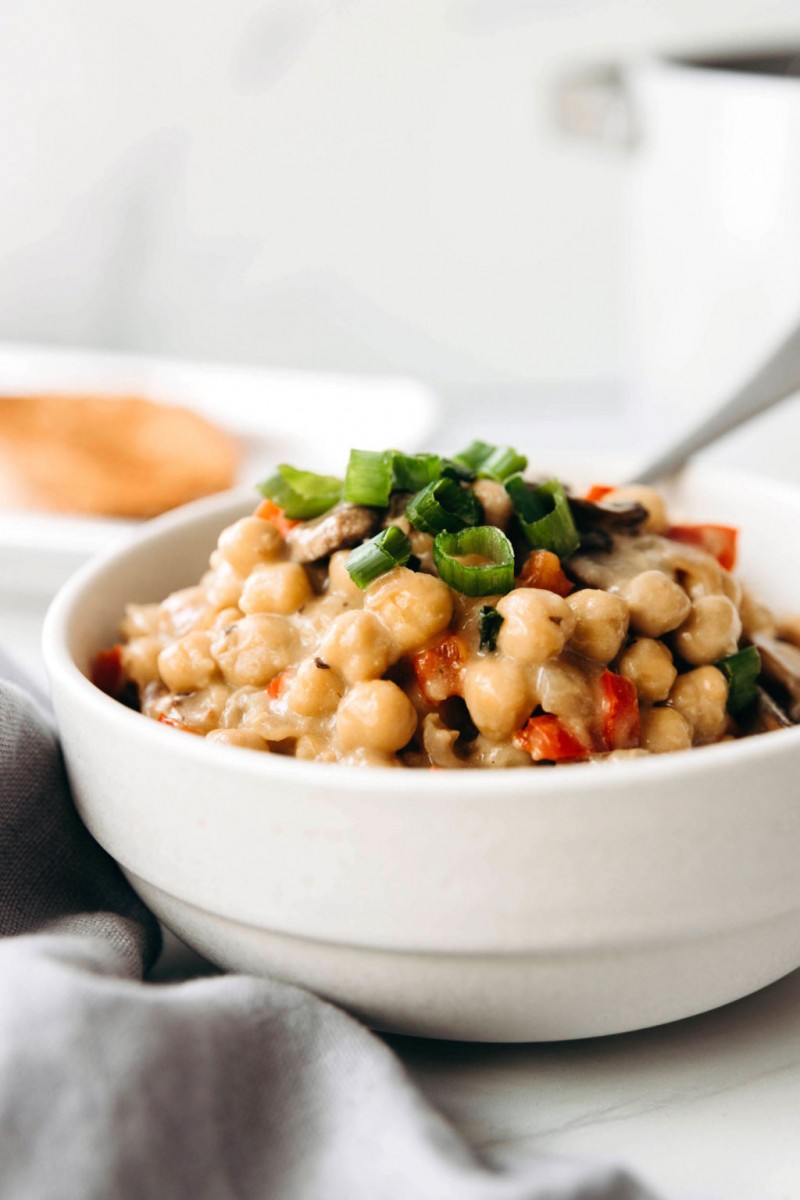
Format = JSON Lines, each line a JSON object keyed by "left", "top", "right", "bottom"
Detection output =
{"left": 411, "top": 634, "right": 468, "bottom": 704}
{"left": 512, "top": 714, "right": 590, "bottom": 762}
{"left": 517, "top": 549, "right": 573, "bottom": 597}
{"left": 255, "top": 498, "right": 300, "bottom": 538}
{"left": 90, "top": 645, "right": 124, "bottom": 697}
{"left": 600, "top": 669, "right": 640, "bottom": 751}
{"left": 666, "top": 524, "right": 738, "bottom": 572}
{"left": 584, "top": 484, "right": 614, "bottom": 503}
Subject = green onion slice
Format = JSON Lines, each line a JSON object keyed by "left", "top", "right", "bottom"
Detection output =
{"left": 391, "top": 451, "right": 442, "bottom": 493}
{"left": 505, "top": 476, "right": 580, "bottom": 558}
{"left": 258, "top": 464, "right": 342, "bottom": 520}
{"left": 344, "top": 449, "right": 393, "bottom": 506}
{"left": 433, "top": 526, "right": 515, "bottom": 597}
{"left": 716, "top": 645, "right": 761, "bottom": 715}
{"left": 406, "top": 478, "right": 484, "bottom": 535}
{"left": 449, "top": 440, "right": 527, "bottom": 483}
{"left": 346, "top": 525, "right": 412, "bottom": 589}
{"left": 478, "top": 605, "right": 504, "bottom": 652}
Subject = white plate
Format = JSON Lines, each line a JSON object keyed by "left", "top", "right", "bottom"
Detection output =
{"left": 0, "top": 342, "right": 438, "bottom": 597}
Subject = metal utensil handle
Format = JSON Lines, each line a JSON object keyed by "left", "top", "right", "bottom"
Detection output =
{"left": 631, "top": 319, "right": 800, "bottom": 485}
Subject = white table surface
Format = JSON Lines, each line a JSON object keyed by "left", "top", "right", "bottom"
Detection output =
{"left": 7, "top": 381, "right": 800, "bottom": 1200}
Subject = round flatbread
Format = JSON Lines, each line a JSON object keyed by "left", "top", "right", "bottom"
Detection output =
{"left": 0, "top": 393, "right": 240, "bottom": 517}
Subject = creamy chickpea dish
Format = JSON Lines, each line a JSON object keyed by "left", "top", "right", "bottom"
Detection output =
{"left": 92, "top": 443, "right": 800, "bottom": 767}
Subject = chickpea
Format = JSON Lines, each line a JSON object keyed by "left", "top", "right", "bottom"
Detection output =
{"left": 285, "top": 657, "right": 345, "bottom": 717}
{"left": 204, "top": 562, "right": 244, "bottom": 610}
{"left": 669, "top": 666, "right": 729, "bottom": 744}
{"left": 365, "top": 567, "right": 453, "bottom": 654}
{"left": 216, "top": 517, "right": 283, "bottom": 575}
{"left": 206, "top": 728, "right": 270, "bottom": 752}
{"left": 741, "top": 589, "right": 778, "bottom": 638}
{"left": 213, "top": 606, "right": 244, "bottom": 630}
{"left": 496, "top": 589, "right": 576, "bottom": 665}
{"left": 121, "top": 636, "right": 163, "bottom": 689}
{"left": 778, "top": 614, "right": 800, "bottom": 648}
{"left": 720, "top": 570, "right": 743, "bottom": 609}
{"left": 472, "top": 479, "right": 514, "bottom": 530}
{"left": 567, "top": 590, "right": 629, "bottom": 664}
{"left": 604, "top": 485, "right": 668, "bottom": 533}
{"left": 319, "top": 610, "right": 396, "bottom": 683}
{"left": 158, "top": 631, "right": 217, "bottom": 693}
{"left": 210, "top": 615, "right": 296, "bottom": 687}
{"left": 120, "top": 603, "right": 160, "bottom": 639}
{"left": 336, "top": 680, "right": 418, "bottom": 754}
{"left": 159, "top": 586, "right": 214, "bottom": 636}
{"left": 328, "top": 550, "right": 364, "bottom": 602}
{"left": 623, "top": 570, "right": 691, "bottom": 638}
{"left": 240, "top": 562, "right": 313, "bottom": 616}
{"left": 639, "top": 707, "right": 692, "bottom": 754}
{"left": 674, "top": 595, "right": 742, "bottom": 666}
{"left": 617, "top": 638, "right": 677, "bottom": 703}
{"left": 463, "top": 657, "right": 534, "bottom": 741}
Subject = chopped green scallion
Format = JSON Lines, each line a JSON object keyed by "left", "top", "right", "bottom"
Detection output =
{"left": 478, "top": 605, "right": 504, "bottom": 652}
{"left": 345, "top": 525, "right": 412, "bottom": 589}
{"left": 505, "top": 476, "right": 580, "bottom": 559}
{"left": 716, "top": 645, "right": 761, "bottom": 715}
{"left": 344, "top": 449, "right": 393, "bottom": 506}
{"left": 406, "top": 478, "right": 483, "bottom": 535}
{"left": 257, "top": 464, "right": 342, "bottom": 520}
{"left": 391, "top": 451, "right": 442, "bottom": 493}
{"left": 433, "top": 526, "right": 515, "bottom": 597}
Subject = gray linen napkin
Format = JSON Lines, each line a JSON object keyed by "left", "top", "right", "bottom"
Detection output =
{"left": 0, "top": 668, "right": 658, "bottom": 1200}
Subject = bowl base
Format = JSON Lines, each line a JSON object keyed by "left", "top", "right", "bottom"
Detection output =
{"left": 129, "top": 873, "right": 800, "bottom": 1042}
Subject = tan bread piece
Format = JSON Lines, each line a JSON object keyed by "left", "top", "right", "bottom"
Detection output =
{"left": 0, "top": 393, "right": 239, "bottom": 517}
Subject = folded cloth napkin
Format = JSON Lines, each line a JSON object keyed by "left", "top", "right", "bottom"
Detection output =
{"left": 0, "top": 664, "right": 659, "bottom": 1200}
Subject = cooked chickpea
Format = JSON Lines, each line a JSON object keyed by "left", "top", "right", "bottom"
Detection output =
{"left": 604, "top": 485, "right": 668, "bottom": 533}
{"left": 213, "top": 606, "right": 243, "bottom": 630}
{"left": 120, "top": 603, "right": 160, "bottom": 639}
{"left": 669, "top": 666, "right": 729, "bottom": 744}
{"left": 617, "top": 638, "right": 677, "bottom": 703}
{"left": 472, "top": 479, "right": 514, "bottom": 530}
{"left": 741, "top": 589, "right": 777, "bottom": 638}
{"left": 496, "top": 589, "right": 576, "bottom": 665}
{"left": 364, "top": 567, "right": 453, "bottom": 654}
{"left": 319, "top": 610, "right": 396, "bottom": 683}
{"left": 240, "top": 562, "right": 313, "bottom": 616}
{"left": 463, "top": 657, "right": 533, "bottom": 741}
{"left": 157, "top": 631, "right": 217, "bottom": 693}
{"left": 639, "top": 707, "right": 692, "bottom": 754}
{"left": 778, "top": 613, "right": 800, "bottom": 648}
{"left": 216, "top": 516, "right": 283, "bottom": 575}
{"left": 336, "top": 680, "right": 418, "bottom": 754}
{"left": 328, "top": 550, "right": 364, "bottom": 602}
{"left": 674, "top": 595, "right": 742, "bottom": 665}
{"left": 624, "top": 570, "right": 691, "bottom": 638}
{"left": 206, "top": 728, "right": 270, "bottom": 751}
{"left": 567, "top": 590, "right": 629, "bottom": 663}
{"left": 210, "top": 615, "right": 296, "bottom": 687}
{"left": 121, "top": 637, "right": 163, "bottom": 689}
{"left": 204, "top": 562, "right": 244, "bottom": 610}
{"left": 285, "top": 657, "right": 344, "bottom": 716}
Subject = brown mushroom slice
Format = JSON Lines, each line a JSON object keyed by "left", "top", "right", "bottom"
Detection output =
{"left": 569, "top": 496, "right": 650, "bottom": 534}
{"left": 750, "top": 634, "right": 800, "bottom": 723}
{"left": 422, "top": 712, "right": 467, "bottom": 769}
{"left": 753, "top": 686, "right": 794, "bottom": 732}
{"left": 286, "top": 503, "right": 380, "bottom": 563}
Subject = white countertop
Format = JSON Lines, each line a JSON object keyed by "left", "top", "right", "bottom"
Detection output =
{"left": 7, "top": 382, "right": 800, "bottom": 1200}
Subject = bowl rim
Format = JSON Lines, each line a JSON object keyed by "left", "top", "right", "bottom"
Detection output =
{"left": 42, "top": 463, "right": 800, "bottom": 798}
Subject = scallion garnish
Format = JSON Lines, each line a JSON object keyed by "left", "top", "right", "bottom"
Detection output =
{"left": 391, "top": 452, "right": 442, "bottom": 493}
{"left": 344, "top": 449, "right": 393, "bottom": 506}
{"left": 476, "top": 445, "right": 528, "bottom": 482}
{"left": 406, "top": 478, "right": 484, "bottom": 535}
{"left": 345, "top": 525, "right": 412, "bottom": 589}
{"left": 505, "top": 476, "right": 580, "bottom": 559}
{"left": 450, "top": 440, "right": 494, "bottom": 478}
{"left": 433, "top": 526, "right": 515, "bottom": 596}
{"left": 478, "top": 605, "right": 504, "bottom": 652}
{"left": 716, "top": 645, "right": 761, "bottom": 715}
{"left": 258, "top": 464, "right": 342, "bottom": 520}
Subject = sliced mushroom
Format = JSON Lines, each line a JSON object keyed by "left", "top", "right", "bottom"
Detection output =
{"left": 754, "top": 686, "right": 793, "bottom": 732}
{"left": 286, "top": 503, "right": 380, "bottom": 563}
{"left": 569, "top": 496, "right": 650, "bottom": 534}
{"left": 422, "top": 712, "right": 467, "bottom": 769}
{"left": 750, "top": 634, "right": 800, "bottom": 722}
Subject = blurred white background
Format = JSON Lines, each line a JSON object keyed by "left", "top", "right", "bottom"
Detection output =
{"left": 4, "top": 0, "right": 800, "bottom": 395}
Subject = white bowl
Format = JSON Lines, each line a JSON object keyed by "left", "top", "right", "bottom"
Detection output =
{"left": 43, "top": 467, "right": 800, "bottom": 1041}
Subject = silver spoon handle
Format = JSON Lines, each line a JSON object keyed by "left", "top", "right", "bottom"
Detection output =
{"left": 630, "top": 320, "right": 800, "bottom": 485}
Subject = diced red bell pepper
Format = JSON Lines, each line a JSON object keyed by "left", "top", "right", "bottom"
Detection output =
{"left": 512, "top": 714, "right": 590, "bottom": 762}
{"left": 517, "top": 549, "right": 573, "bottom": 597}
{"left": 157, "top": 713, "right": 199, "bottom": 734}
{"left": 666, "top": 523, "right": 738, "bottom": 572}
{"left": 584, "top": 484, "right": 614, "bottom": 503}
{"left": 599, "top": 669, "right": 640, "bottom": 751}
{"left": 411, "top": 634, "right": 467, "bottom": 704}
{"left": 90, "top": 645, "right": 124, "bottom": 697}
{"left": 255, "top": 498, "right": 300, "bottom": 538}
{"left": 268, "top": 668, "right": 295, "bottom": 700}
